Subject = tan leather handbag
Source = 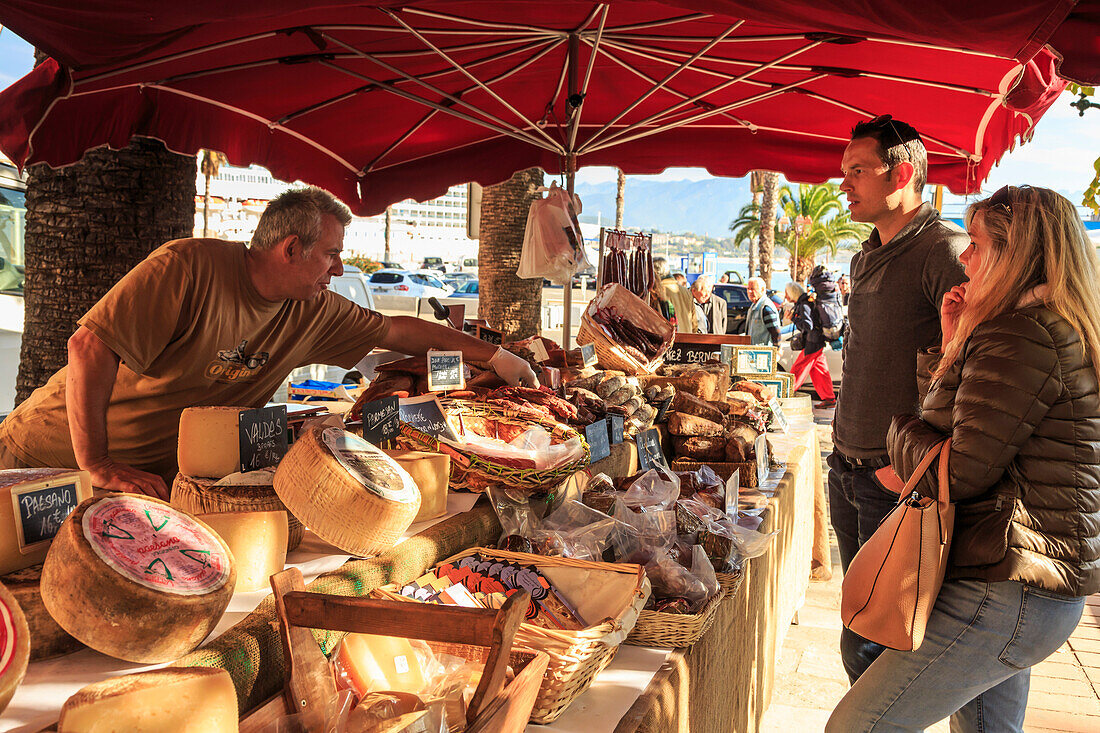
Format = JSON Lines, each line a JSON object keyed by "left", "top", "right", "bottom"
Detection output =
{"left": 841, "top": 438, "right": 954, "bottom": 651}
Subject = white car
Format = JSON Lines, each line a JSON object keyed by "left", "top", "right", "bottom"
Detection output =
{"left": 367, "top": 269, "right": 453, "bottom": 299}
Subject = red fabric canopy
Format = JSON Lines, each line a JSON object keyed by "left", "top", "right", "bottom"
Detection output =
{"left": 0, "top": 1, "right": 1090, "bottom": 214}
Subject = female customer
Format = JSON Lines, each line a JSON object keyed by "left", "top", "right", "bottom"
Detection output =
{"left": 828, "top": 186, "right": 1100, "bottom": 732}
{"left": 788, "top": 274, "right": 838, "bottom": 409}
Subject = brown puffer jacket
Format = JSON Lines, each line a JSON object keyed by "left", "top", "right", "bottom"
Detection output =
{"left": 888, "top": 305, "right": 1100, "bottom": 596}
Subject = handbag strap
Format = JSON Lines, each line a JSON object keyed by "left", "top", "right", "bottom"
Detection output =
{"left": 898, "top": 438, "right": 953, "bottom": 541}
{"left": 899, "top": 440, "right": 945, "bottom": 498}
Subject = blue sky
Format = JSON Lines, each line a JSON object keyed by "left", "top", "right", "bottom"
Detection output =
{"left": 1, "top": 26, "right": 1096, "bottom": 203}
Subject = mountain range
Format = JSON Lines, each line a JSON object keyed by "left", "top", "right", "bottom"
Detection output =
{"left": 574, "top": 177, "right": 753, "bottom": 237}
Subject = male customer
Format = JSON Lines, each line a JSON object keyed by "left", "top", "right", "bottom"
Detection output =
{"left": 0, "top": 187, "right": 536, "bottom": 499}
{"left": 653, "top": 257, "right": 697, "bottom": 333}
{"left": 690, "top": 275, "right": 726, "bottom": 334}
{"left": 743, "top": 277, "right": 780, "bottom": 346}
{"left": 831, "top": 116, "right": 967, "bottom": 682}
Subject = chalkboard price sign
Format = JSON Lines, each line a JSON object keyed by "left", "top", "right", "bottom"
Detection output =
{"left": 755, "top": 433, "right": 770, "bottom": 488}
{"left": 768, "top": 397, "right": 790, "bottom": 433}
{"left": 478, "top": 326, "right": 503, "bottom": 345}
{"left": 427, "top": 350, "right": 465, "bottom": 392}
{"left": 12, "top": 480, "right": 81, "bottom": 551}
{"left": 399, "top": 395, "right": 460, "bottom": 442}
{"left": 238, "top": 406, "right": 288, "bottom": 473}
{"left": 580, "top": 343, "right": 597, "bottom": 367}
{"left": 608, "top": 413, "right": 625, "bottom": 444}
{"left": 584, "top": 419, "right": 611, "bottom": 463}
{"left": 636, "top": 427, "right": 668, "bottom": 471}
{"left": 664, "top": 343, "right": 720, "bottom": 364}
{"left": 361, "top": 396, "right": 401, "bottom": 445}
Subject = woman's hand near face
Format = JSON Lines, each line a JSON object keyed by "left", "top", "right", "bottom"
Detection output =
{"left": 941, "top": 283, "right": 969, "bottom": 348}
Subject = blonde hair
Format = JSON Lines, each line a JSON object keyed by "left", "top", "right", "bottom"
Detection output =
{"left": 935, "top": 186, "right": 1100, "bottom": 380}
{"left": 785, "top": 282, "right": 804, "bottom": 301}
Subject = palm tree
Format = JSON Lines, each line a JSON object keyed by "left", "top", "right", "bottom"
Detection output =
{"left": 747, "top": 171, "right": 764, "bottom": 275}
{"left": 729, "top": 202, "right": 767, "bottom": 253}
{"left": 199, "top": 149, "right": 227, "bottom": 237}
{"left": 776, "top": 183, "right": 870, "bottom": 283}
{"left": 757, "top": 171, "right": 780, "bottom": 286}
{"left": 615, "top": 169, "right": 625, "bottom": 229}
{"left": 478, "top": 168, "right": 544, "bottom": 340}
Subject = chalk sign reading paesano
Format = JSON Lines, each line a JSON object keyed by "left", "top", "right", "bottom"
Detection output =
{"left": 399, "top": 395, "right": 460, "bottom": 442}
{"left": 12, "top": 479, "right": 83, "bottom": 551}
{"left": 360, "top": 396, "right": 400, "bottom": 445}
{"left": 238, "top": 406, "right": 288, "bottom": 473}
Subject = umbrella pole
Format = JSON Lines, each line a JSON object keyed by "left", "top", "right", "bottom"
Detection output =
{"left": 562, "top": 167, "right": 575, "bottom": 349}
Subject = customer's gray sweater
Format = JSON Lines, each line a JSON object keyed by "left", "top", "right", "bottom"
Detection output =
{"left": 833, "top": 203, "right": 967, "bottom": 459}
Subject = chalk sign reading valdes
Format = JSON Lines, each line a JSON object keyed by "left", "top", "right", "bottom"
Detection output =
{"left": 584, "top": 418, "right": 611, "bottom": 463}
{"left": 427, "top": 350, "right": 465, "bottom": 392}
{"left": 399, "top": 395, "right": 460, "bottom": 442}
{"left": 12, "top": 481, "right": 81, "bottom": 551}
{"left": 238, "top": 406, "right": 288, "bottom": 472}
{"left": 361, "top": 396, "right": 401, "bottom": 445}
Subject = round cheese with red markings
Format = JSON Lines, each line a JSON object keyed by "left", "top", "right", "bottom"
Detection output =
{"left": 0, "top": 579, "right": 30, "bottom": 715}
{"left": 42, "top": 495, "right": 235, "bottom": 663}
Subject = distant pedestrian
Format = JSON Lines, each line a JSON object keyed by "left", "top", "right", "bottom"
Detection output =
{"left": 838, "top": 274, "right": 851, "bottom": 306}
{"left": 744, "top": 277, "right": 780, "bottom": 346}
{"left": 719, "top": 273, "right": 730, "bottom": 284}
{"left": 653, "top": 257, "right": 697, "bottom": 333}
{"left": 690, "top": 274, "right": 726, "bottom": 334}
{"left": 788, "top": 270, "right": 837, "bottom": 408}
{"left": 673, "top": 272, "right": 688, "bottom": 288}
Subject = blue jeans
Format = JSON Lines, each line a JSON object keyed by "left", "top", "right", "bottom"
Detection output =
{"left": 827, "top": 579, "right": 1085, "bottom": 732}
{"left": 828, "top": 449, "right": 899, "bottom": 682}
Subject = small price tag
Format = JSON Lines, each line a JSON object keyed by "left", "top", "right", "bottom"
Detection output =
{"left": 427, "top": 350, "right": 465, "bottom": 392}
{"left": 720, "top": 343, "right": 735, "bottom": 365}
{"left": 608, "top": 413, "right": 625, "bottom": 444}
{"left": 724, "top": 468, "right": 740, "bottom": 517}
{"left": 584, "top": 419, "right": 611, "bottom": 463}
{"left": 11, "top": 479, "right": 82, "bottom": 552}
{"left": 360, "top": 396, "right": 400, "bottom": 445}
{"left": 768, "top": 397, "right": 790, "bottom": 433}
{"left": 530, "top": 340, "right": 550, "bottom": 363}
{"left": 238, "top": 406, "right": 289, "bottom": 473}
{"left": 636, "top": 427, "right": 668, "bottom": 471}
{"left": 580, "top": 343, "right": 597, "bottom": 367}
{"left": 755, "top": 433, "right": 770, "bottom": 488}
{"left": 478, "top": 326, "right": 503, "bottom": 345}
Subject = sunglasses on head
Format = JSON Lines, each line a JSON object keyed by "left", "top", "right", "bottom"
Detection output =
{"left": 987, "top": 185, "right": 1029, "bottom": 217}
{"left": 865, "top": 114, "right": 922, "bottom": 150}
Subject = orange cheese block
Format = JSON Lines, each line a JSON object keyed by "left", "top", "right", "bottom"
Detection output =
{"left": 0, "top": 579, "right": 30, "bottom": 715}
{"left": 42, "top": 495, "right": 235, "bottom": 663}
{"left": 335, "top": 633, "right": 430, "bottom": 697}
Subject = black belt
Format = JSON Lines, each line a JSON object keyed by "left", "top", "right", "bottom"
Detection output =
{"left": 838, "top": 451, "right": 890, "bottom": 470}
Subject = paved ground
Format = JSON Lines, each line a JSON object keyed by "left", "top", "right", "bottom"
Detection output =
{"left": 760, "top": 406, "right": 1100, "bottom": 733}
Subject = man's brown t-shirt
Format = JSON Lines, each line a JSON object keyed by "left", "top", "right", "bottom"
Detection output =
{"left": 0, "top": 238, "right": 389, "bottom": 480}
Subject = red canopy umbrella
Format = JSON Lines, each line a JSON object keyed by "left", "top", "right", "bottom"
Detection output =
{"left": 0, "top": 0, "right": 1092, "bottom": 217}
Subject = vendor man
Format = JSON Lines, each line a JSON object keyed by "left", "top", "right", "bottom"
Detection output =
{"left": 0, "top": 187, "right": 536, "bottom": 499}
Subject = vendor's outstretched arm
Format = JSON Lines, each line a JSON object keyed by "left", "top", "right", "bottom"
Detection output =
{"left": 65, "top": 327, "right": 169, "bottom": 499}
{"left": 378, "top": 316, "right": 537, "bottom": 386}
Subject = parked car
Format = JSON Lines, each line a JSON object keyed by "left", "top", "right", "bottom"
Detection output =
{"left": 450, "top": 280, "right": 479, "bottom": 297}
{"left": 713, "top": 283, "right": 752, "bottom": 334}
{"left": 368, "top": 269, "right": 453, "bottom": 298}
{"left": 443, "top": 272, "right": 476, "bottom": 289}
{"left": 458, "top": 257, "right": 478, "bottom": 275}
{"left": 421, "top": 256, "right": 447, "bottom": 273}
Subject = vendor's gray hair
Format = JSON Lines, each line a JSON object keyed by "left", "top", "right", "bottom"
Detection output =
{"left": 653, "top": 257, "right": 671, "bottom": 279}
{"left": 691, "top": 274, "right": 713, "bottom": 293}
{"left": 250, "top": 186, "right": 353, "bottom": 252}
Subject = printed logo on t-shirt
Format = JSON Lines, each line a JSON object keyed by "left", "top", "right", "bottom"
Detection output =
{"left": 204, "top": 339, "right": 270, "bottom": 382}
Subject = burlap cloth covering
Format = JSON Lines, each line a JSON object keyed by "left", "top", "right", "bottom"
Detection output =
{"left": 178, "top": 502, "right": 502, "bottom": 713}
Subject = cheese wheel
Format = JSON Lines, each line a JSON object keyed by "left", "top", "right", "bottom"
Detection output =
{"left": 42, "top": 495, "right": 235, "bottom": 663}
{"left": 59, "top": 667, "right": 238, "bottom": 732}
{"left": 198, "top": 511, "right": 288, "bottom": 592}
{"left": 383, "top": 449, "right": 450, "bottom": 523}
{"left": 0, "top": 564, "right": 82, "bottom": 660}
{"left": 274, "top": 425, "right": 421, "bottom": 556}
{"left": 178, "top": 405, "right": 269, "bottom": 478}
{"left": 0, "top": 468, "right": 93, "bottom": 575}
{"left": 171, "top": 472, "right": 303, "bottom": 551}
{"left": 0, "top": 580, "right": 30, "bottom": 715}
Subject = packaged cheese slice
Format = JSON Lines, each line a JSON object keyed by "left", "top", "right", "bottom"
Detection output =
{"left": 274, "top": 424, "right": 421, "bottom": 557}
{"left": 334, "top": 633, "right": 431, "bottom": 698}
{"left": 171, "top": 470, "right": 303, "bottom": 551}
{"left": 59, "top": 667, "right": 238, "bottom": 732}
{"left": 0, "top": 580, "right": 30, "bottom": 715}
{"left": 0, "top": 563, "right": 82, "bottom": 660}
{"left": 383, "top": 449, "right": 449, "bottom": 523}
{"left": 42, "top": 495, "right": 235, "bottom": 663}
{"left": 199, "top": 511, "right": 288, "bottom": 592}
{"left": 0, "top": 468, "right": 93, "bottom": 575}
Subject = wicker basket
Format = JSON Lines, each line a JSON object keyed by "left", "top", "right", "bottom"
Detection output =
{"left": 577, "top": 283, "right": 674, "bottom": 374}
{"left": 375, "top": 547, "right": 651, "bottom": 724}
{"left": 394, "top": 399, "right": 589, "bottom": 495}
{"left": 626, "top": 571, "right": 742, "bottom": 648}
{"left": 671, "top": 458, "right": 758, "bottom": 488}
{"left": 170, "top": 473, "right": 303, "bottom": 551}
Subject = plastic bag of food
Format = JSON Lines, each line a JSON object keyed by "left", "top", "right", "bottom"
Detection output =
{"left": 622, "top": 467, "right": 680, "bottom": 511}
{"left": 517, "top": 183, "right": 590, "bottom": 285}
{"left": 537, "top": 500, "right": 619, "bottom": 561}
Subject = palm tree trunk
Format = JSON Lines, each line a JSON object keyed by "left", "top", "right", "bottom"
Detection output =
{"left": 748, "top": 171, "right": 762, "bottom": 276}
{"left": 17, "top": 137, "right": 196, "bottom": 403}
{"left": 758, "top": 171, "right": 779, "bottom": 287}
{"left": 615, "top": 169, "right": 625, "bottom": 229}
{"left": 478, "top": 167, "right": 544, "bottom": 340}
{"left": 203, "top": 172, "right": 211, "bottom": 237}
{"left": 384, "top": 206, "right": 392, "bottom": 262}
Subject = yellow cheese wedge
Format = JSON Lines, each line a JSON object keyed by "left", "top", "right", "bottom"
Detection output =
{"left": 335, "top": 633, "right": 429, "bottom": 697}
{"left": 178, "top": 406, "right": 268, "bottom": 478}
{"left": 383, "top": 449, "right": 449, "bottom": 523}
{"left": 59, "top": 667, "right": 238, "bottom": 732}
{"left": 199, "top": 511, "right": 288, "bottom": 592}
{"left": 0, "top": 580, "right": 30, "bottom": 715}
{"left": 0, "top": 468, "right": 93, "bottom": 575}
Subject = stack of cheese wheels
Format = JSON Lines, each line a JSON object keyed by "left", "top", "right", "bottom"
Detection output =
{"left": 0, "top": 564, "right": 82, "bottom": 660}
{"left": 198, "top": 511, "right": 287, "bottom": 592}
{"left": 171, "top": 472, "right": 302, "bottom": 552}
{"left": 0, "top": 580, "right": 30, "bottom": 715}
{"left": 0, "top": 468, "right": 93, "bottom": 575}
{"left": 382, "top": 449, "right": 450, "bottom": 523}
{"left": 59, "top": 667, "right": 239, "bottom": 732}
{"left": 42, "top": 495, "right": 235, "bottom": 663}
{"left": 275, "top": 423, "right": 421, "bottom": 556}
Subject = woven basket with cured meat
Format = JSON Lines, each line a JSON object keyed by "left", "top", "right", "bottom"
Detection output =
{"left": 394, "top": 399, "right": 589, "bottom": 495}
{"left": 577, "top": 283, "right": 674, "bottom": 374}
